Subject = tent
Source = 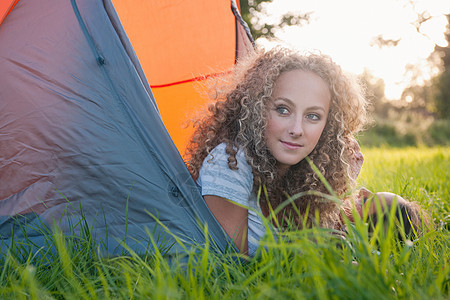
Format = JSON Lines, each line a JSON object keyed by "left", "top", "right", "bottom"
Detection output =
{"left": 0, "top": 0, "right": 254, "bottom": 256}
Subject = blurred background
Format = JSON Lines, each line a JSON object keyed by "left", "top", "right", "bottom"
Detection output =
{"left": 239, "top": 0, "right": 449, "bottom": 147}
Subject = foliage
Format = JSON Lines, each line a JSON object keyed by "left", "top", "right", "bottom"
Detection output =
{"left": 401, "top": 13, "right": 450, "bottom": 119}
{"left": 238, "top": 0, "right": 311, "bottom": 40}
{"left": 1, "top": 148, "right": 449, "bottom": 299}
{"left": 429, "top": 119, "right": 450, "bottom": 145}
{"left": 358, "top": 113, "right": 449, "bottom": 148}
{"left": 433, "top": 68, "right": 450, "bottom": 119}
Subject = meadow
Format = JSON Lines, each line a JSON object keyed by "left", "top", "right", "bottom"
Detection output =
{"left": 1, "top": 147, "right": 449, "bottom": 299}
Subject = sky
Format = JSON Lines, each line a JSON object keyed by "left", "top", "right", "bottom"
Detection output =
{"left": 255, "top": 0, "right": 449, "bottom": 99}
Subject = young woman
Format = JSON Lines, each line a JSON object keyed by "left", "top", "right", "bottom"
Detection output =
{"left": 185, "top": 47, "right": 369, "bottom": 255}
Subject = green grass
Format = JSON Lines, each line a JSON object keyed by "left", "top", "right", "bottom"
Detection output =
{"left": 1, "top": 147, "right": 449, "bottom": 299}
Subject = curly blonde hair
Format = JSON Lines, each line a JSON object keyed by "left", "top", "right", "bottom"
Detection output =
{"left": 186, "top": 47, "right": 369, "bottom": 229}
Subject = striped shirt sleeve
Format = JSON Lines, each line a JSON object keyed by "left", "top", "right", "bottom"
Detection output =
{"left": 197, "top": 143, "right": 253, "bottom": 207}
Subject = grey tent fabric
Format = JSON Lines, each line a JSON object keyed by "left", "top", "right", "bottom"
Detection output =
{"left": 0, "top": 0, "right": 236, "bottom": 256}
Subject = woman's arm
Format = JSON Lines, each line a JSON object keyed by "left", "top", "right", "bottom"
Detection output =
{"left": 204, "top": 195, "right": 248, "bottom": 254}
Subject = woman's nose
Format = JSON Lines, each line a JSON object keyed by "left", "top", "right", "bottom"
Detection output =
{"left": 288, "top": 119, "right": 303, "bottom": 137}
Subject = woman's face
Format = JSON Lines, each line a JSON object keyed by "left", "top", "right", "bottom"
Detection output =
{"left": 265, "top": 69, "right": 331, "bottom": 174}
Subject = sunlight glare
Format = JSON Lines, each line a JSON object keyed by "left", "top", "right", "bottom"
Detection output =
{"left": 257, "top": 0, "right": 449, "bottom": 100}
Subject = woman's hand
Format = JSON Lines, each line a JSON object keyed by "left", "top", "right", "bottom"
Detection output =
{"left": 359, "top": 187, "right": 407, "bottom": 214}
{"left": 348, "top": 138, "right": 364, "bottom": 179}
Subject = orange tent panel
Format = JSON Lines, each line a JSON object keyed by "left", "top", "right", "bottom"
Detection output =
{"left": 112, "top": 0, "right": 239, "bottom": 153}
{"left": 152, "top": 81, "right": 210, "bottom": 153}
{"left": 0, "top": 0, "right": 19, "bottom": 25}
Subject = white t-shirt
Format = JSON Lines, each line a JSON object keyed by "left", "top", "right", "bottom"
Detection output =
{"left": 197, "top": 143, "right": 267, "bottom": 256}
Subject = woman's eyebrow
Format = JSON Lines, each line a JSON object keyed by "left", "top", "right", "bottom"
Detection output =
{"left": 306, "top": 106, "right": 326, "bottom": 112}
{"left": 273, "top": 97, "right": 294, "bottom": 105}
{"left": 273, "top": 98, "right": 326, "bottom": 112}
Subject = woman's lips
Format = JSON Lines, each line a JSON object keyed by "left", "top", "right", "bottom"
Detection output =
{"left": 281, "top": 141, "right": 303, "bottom": 149}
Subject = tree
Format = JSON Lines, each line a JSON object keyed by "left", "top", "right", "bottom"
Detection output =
{"left": 402, "top": 0, "right": 449, "bottom": 118}
{"left": 403, "top": 13, "right": 450, "bottom": 118}
{"left": 375, "top": 2, "right": 449, "bottom": 118}
{"left": 370, "top": 35, "right": 401, "bottom": 48}
{"left": 359, "top": 70, "right": 387, "bottom": 115}
{"left": 238, "top": 0, "right": 311, "bottom": 40}
{"left": 432, "top": 14, "right": 450, "bottom": 119}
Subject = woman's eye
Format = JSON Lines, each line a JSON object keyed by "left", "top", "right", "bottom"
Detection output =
{"left": 306, "top": 114, "right": 320, "bottom": 120}
{"left": 276, "top": 106, "right": 289, "bottom": 115}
